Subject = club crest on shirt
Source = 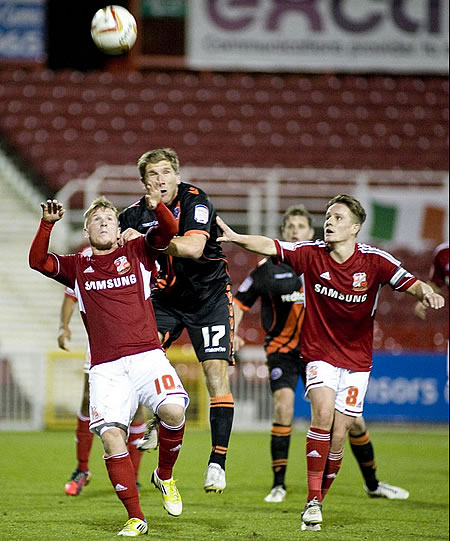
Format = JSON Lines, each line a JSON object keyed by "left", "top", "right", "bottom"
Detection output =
{"left": 172, "top": 206, "right": 181, "bottom": 220}
{"left": 114, "top": 256, "right": 131, "bottom": 275}
{"left": 352, "top": 272, "right": 368, "bottom": 291}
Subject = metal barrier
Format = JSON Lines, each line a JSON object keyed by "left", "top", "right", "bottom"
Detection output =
{"left": 0, "top": 349, "right": 46, "bottom": 430}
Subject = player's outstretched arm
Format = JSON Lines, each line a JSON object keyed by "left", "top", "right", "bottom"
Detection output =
{"left": 165, "top": 233, "right": 207, "bottom": 259}
{"left": 29, "top": 199, "right": 64, "bottom": 275}
{"left": 216, "top": 216, "right": 277, "bottom": 256}
{"left": 406, "top": 280, "right": 445, "bottom": 311}
{"left": 58, "top": 294, "right": 76, "bottom": 351}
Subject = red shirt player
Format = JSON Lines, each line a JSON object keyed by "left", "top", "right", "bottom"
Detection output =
{"left": 217, "top": 193, "right": 445, "bottom": 532}
{"left": 414, "top": 241, "right": 449, "bottom": 401}
{"left": 29, "top": 185, "right": 189, "bottom": 537}
{"left": 415, "top": 241, "right": 449, "bottom": 320}
{"left": 429, "top": 242, "right": 449, "bottom": 290}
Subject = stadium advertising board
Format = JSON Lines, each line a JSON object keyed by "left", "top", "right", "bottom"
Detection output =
{"left": 187, "top": 0, "right": 449, "bottom": 73}
{"left": 294, "top": 352, "right": 449, "bottom": 422}
{"left": 0, "top": 0, "right": 45, "bottom": 60}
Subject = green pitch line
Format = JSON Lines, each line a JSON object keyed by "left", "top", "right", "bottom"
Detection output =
{"left": 0, "top": 428, "right": 448, "bottom": 540}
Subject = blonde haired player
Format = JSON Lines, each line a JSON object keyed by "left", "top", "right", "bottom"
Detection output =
{"left": 58, "top": 265, "right": 149, "bottom": 497}
{"left": 30, "top": 186, "right": 188, "bottom": 537}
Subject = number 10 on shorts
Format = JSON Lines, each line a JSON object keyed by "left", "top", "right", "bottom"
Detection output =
{"left": 154, "top": 374, "right": 176, "bottom": 395}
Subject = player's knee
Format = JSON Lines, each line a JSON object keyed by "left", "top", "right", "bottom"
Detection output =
{"left": 348, "top": 415, "right": 366, "bottom": 436}
{"left": 273, "top": 388, "right": 294, "bottom": 419}
{"left": 157, "top": 403, "right": 185, "bottom": 428}
{"left": 101, "top": 426, "right": 127, "bottom": 455}
{"left": 274, "top": 400, "right": 294, "bottom": 425}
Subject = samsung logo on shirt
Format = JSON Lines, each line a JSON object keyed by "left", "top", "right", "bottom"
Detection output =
{"left": 314, "top": 284, "right": 368, "bottom": 303}
{"left": 85, "top": 274, "right": 137, "bottom": 291}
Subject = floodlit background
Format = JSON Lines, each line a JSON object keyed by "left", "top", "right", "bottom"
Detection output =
{"left": 0, "top": 0, "right": 448, "bottom": 430}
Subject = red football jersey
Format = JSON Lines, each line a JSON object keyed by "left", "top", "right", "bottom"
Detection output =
{"left": 429, "top": 242, "right": 449, "bottom": 290}
{"left": 275, "top": 240, "right": 417, "bottom": 371}
{"left": 52, "top": 237, "right": 162, "bottom": 366}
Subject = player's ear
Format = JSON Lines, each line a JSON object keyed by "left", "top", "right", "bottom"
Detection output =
{"left": 83, "top": 227, "right": 89, "bottom": 239}
{"left": 308, "top": 227, "right": 315, "bottom": 240}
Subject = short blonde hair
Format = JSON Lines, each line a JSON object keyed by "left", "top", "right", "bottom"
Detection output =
{"left": 84, "top": 196, "right": 119, "bottom": 227}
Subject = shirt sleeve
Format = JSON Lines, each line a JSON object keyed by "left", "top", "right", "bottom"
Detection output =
{"left": 234, "top": 268, "right": 261, "bottom": 310}
{"left": 52, "top": 254, "right": 79, "bottom": 289}
{"left": 376, "top": 250, "right": 418, "bottom": 292}
{"left": 29, "top": 219, "right": 59, "bottom": 277}
{"left": 181, "top": 189, "right": 213, "bottom": 238}
{"left": 274, "top": 239, "right": 308, "bottom": 275}
{"left": 145, "top": 202, "right": 178, "bottom": 251}
{"left": 64, "top": 287, "right": 77, "bottom": 300}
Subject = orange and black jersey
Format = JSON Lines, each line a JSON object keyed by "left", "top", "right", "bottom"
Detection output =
{"left": 119, "top": 182, "right": 231, "bottom": 311}
{"left": 234, "top": 259, "right": 305, "bottom": 356}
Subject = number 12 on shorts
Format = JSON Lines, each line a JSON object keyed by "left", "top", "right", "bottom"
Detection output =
{"left": 201, "top": 325, "right": 225, "bottom": 348}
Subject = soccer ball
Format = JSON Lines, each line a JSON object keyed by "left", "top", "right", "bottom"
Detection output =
{"left": 91, "top": 5, "right": 137, "bottom": 55}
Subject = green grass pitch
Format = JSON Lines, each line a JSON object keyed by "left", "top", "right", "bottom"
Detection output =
{"left": 0, "top": 427, "right": 448, "bottom": 540}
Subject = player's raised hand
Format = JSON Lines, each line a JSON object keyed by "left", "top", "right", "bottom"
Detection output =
{"left": 144, "top": 177, "right": 162, "bottom": 210}
{"left": 41, "top": 199, "right": 65, "bottom": 222}
{"left": 217, "top": 216, "right": 239, "bottom": 243}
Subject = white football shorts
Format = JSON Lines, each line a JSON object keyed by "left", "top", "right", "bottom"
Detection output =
{"left": 305, "top": 360, "right": 370, "bottom": 417}
{"left": 89, "top": 349, "right": 189, "bottom": 435}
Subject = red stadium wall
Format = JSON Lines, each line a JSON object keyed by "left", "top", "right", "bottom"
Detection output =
{"left": 0, "top": 68, "right": 448, "bottom": 352}
{"left": 0, "top": 69, "right": 448, "bottom": 192}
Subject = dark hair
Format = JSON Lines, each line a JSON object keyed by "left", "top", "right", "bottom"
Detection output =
{"left": 326, "top": 194, "right": 366, "bottom": 225}
{"left": 137, "top": 148, "right": 180, "bottom": 179}
{"left": 282, "top": 204, "right": 313, "bottom": 229}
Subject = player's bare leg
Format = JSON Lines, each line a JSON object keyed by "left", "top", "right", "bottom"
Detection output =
{"left": 202, "top": 359, "right": 234, "bottom": 493}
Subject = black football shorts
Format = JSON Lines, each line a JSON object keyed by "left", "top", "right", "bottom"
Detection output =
{"left": 267, "top": 352, "right": 306, "bottom": 393}
{"left": 152, "top": 284, "right": 234, "bottom": 363}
